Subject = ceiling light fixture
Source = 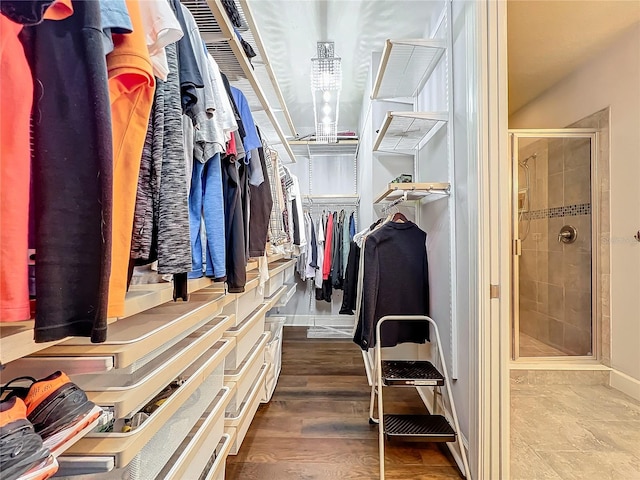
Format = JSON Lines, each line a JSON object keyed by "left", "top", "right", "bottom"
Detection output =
{"left": 311, "top": 41, "right": 341, "bottom": 143}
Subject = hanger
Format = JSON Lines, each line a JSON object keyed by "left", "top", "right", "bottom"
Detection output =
{"left": 392, "top": 211, "right": 408, "bottom": 223}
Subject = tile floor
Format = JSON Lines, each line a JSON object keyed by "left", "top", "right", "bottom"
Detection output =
{"left": 511, "top": 383, "right": 640, "bottom": 479}
{"left": 519, "top": 333, "right": 566, "bottom": 357}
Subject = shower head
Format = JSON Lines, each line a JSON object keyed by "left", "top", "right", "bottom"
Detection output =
{"left": 519, "top": 153, "right": 537, "bottom": 167}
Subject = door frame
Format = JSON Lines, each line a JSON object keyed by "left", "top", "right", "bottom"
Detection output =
{"left": 475, "top": 1, "right": 510, "bottom": 478}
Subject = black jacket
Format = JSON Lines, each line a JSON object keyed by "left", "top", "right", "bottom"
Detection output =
{"left": 353, "top": 221, "right": 430, "bottom": 350}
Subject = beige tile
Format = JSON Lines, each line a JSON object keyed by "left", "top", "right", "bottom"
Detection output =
{"left": 520, "top": 278, "right": 538, "bottom": 302}
{"left": 563, "top": 137, "right": 591, "bottom": 171}
{"left": 602, "top": 314, "right": 611, "bottom": 365}
{"left": 598, "top": 130, "right": 610, "bottom": 193}
{"left": 535, "top": 149, "right": 549, "bottom": 181}
{"left": 547, "top": 317, "right": 564, "bottom": 348}
{"left": 519, "top": 251, "right": 537, "bottom": 280}
{"left": 564, "top": 288, "right": 591, "bottom": 329}
{"left": 510, "top": 432, "right": 564, "bottom": 480}
{"left": 536, "top": 451, "right": 640, "bottom": 480}
{"left": 580, "top": 421, "right": 640, "bottom": 458}
{"left": 601, "top": 273, "right": 611, "bottom": 316}
{"left": 533, "top": 178, "right": 548, "bottom": 211}
{"left": 547, "top": 284, "right": 565, "bottom": 321}
{"left": 599, "top": 239, "right": 611, "bottom": 276}
{"left": 548, "top": 173, "right": 564, "bottom": 208}
{"left": 600, "top": 190, "right": 610, "bottom": 234}
{"left": 564, "top": 166, "right": 591, "bottom": 206}
{"left": 547, "top": 251, "right": 564, "bottom": 285}
{"left": 548, "top": 139, "right": 563, "bottom": 175}
{"left": 547, "top": 217, "right": 564, "bottom": 252}
{"left": 511, "top": 370, "right": 531, "bottom": 385}
{"left": 537, "top": 282, "right": 549, "bottom": 313}
{"left": 563, "top": 251, "right": 592, "bottom": 293}
{"left": 566, "top": 385, "right": 640, "bottom": 421}
{"left": 563, "top": 324, "right": 592, "bottom": 356}
{"left": 519, "top": 309, "right": 537, "bottom": 337}
{"left": 569, "top": 214, "right": 592, "bottom": 255}
{"left": 536, "top": 251, "right": 549, "bottom": 283}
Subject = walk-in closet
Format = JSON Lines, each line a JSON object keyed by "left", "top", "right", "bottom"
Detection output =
{"left": 0, "top": 0, "right": 552, "bottom": 479}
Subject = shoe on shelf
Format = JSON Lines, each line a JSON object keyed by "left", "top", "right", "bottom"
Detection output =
{"left": 0, "top": 397, "right": 51, "bottom": 480}
{"left": 1, "top": 371, "right": 95, "bottom": 441}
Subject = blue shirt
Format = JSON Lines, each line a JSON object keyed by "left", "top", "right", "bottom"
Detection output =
{"left": 231, "top": 87, "right": 262, "bottom": 164}
{"left": 100, "top": 0, "right": 133, "bottom": 54}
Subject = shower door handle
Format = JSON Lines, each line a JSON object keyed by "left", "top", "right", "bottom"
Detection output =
{"left": 513, "top": 238, "right": 522, "bottom": 256}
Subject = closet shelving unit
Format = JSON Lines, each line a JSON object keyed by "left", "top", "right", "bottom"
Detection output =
{"left": 371, "top": 39, "right": 446, "bottom": 100}
{"left": 365, "top": 21, "right": 469, "bottom": 478}
{"left": 1, "top": 252, "right": 297, "bottom": 479}
{"left": 374, "top": 182, "right": 451, "bottom": 205}
{"left": 183, "top": 0, "right": 297, "bottom": 163}
{"left": 372, "top": 112, "right": 448, "bottom": 152}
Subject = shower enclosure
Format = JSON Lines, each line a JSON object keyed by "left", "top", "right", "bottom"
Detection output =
{"left": 510, "top": 130, "right": 598, "bottom": 359}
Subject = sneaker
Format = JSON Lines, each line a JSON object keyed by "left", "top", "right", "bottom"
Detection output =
{"left": 0, "top": 397, "right": 50, "bottom": 480}
{"left": 1, "top": 372, "right": 95, "bottom": 441}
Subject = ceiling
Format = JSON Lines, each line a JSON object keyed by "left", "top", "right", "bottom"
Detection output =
{"left": 508, "top": 1, "right": 640, "bottom": 115}
{"left": 248, "top": 0, "right": 441, "bottom": 138}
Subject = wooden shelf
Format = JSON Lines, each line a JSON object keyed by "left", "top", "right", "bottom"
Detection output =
{"left": 373, "top": 112, "right": 448, "bottom": 152}
{"left": 183, "top": 0, "right": 297, "bottom": 163}
{"left": 374, "top": 182, "right": 451, "bottom": 204}
{"left": 371, "top": 39, "right": 446, "bottom": 99}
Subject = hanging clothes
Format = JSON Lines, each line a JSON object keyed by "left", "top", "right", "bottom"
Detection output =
{"left": 168, "top": 0, "right": 203, "bottom": 115}
{"left": 314, "top": 214, "right": 325, "bottom": 290}
{"left": 353, "top": 221, "right": 430, "bottom": 350}
{"left": 339, "top": 241, "right": 360, "bottom": 315}
{"left": 342, "top": 210, "right": 350, "bottom": 278}
{"left": 189, "top": 153, "right": 226, "bottom": 280}
{"left": 223, "top": 155, "right": 247, "bottom": 293}
{"left": 181, "top": 4, "right": 228, "bottom": 281}
{"left": 331, "top": 211, "right": 343, "bottom": 289}
{"left": 307, "top": 213, "right": 318, "bottom": 272}
{"left": 106, "top": 0, "right": 156, "bottom": 318}
{"left": 231, "top": 87, "right": 262, "bottom": 165}
{"left": 322, "top": 213, "right": 334, "bottom": 280}
{"left": 138, "top": 0, "right": 183, "bottom": 81}
{"left": 349, "top": 212, "right": 356, "bottom": 239}
{"left": 130, "top": 42, "right": 191, "bottom": 276}
{"left": 265, "top": 147, "right": 287, "bottom": 246}
{"left": 98, "top": 0, "right": 132, "bottom": 55}
{"left": 248, "top": 144, "right": 273, "bottom": 257}
{"left": 22, "top": 0, "right": 114, "bottom": 342}
{"left": 0, "top": 12, "right": 38, "bottom": 323}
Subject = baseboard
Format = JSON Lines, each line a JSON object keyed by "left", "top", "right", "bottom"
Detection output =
{"left": 277, "top": 314, "right": 355, "bottom": 327}
{"left": 610, "top": 369, "right": 640, "bottom": 401}
{"left": 416, "top": 387, "right": 469, "bottom": 477}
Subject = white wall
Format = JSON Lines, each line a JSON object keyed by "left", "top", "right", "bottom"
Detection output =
{"left": 510, "top": 24, "right": 640, "bottom": 393}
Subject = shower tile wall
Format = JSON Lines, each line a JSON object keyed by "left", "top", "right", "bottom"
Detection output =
{"left": 519, "top": 137, "right": 592, "bottom": 356}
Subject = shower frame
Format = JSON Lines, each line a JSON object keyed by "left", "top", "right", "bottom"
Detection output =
{"left": 509, "top": 129, "right": 599, "bottom": 361}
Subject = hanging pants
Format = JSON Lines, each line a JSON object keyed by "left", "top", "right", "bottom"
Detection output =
{"left": 189, "top": 153, "right": 226, "bottom": 281}
{"left": 222, "top": 157, "right": 246, "bottom": 293}
{"left": 248, "top": 147, "right": 273, "bottom": 257}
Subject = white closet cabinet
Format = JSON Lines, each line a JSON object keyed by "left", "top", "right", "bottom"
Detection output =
{"left": 0, "top": 254, "right": 296, "bottom": 480}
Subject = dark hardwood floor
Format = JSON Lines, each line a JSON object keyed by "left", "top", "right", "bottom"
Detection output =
{"left": 226, "top": 327, "right": 462, "bottom": 480}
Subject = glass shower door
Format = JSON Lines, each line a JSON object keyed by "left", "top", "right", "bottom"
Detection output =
{"left": 511, "top": 131, "right": 597, "bottom": 359}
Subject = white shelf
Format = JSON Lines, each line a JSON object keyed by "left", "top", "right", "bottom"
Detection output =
{"left": 371, "top": 39, "right": 446, "bottom": 99}
{"left": 373, "top": 112, "right": 448, "bottom": 152}
{"left": 183, "top": 0, "right": 297, "bottom": 163}
{"left": 374, "top": 182, "right": 451, "bottom": 204}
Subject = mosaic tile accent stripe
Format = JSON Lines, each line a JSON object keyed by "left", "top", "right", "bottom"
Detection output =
{"left": 522, "top": 203, "right": 591, "bottom": 220}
